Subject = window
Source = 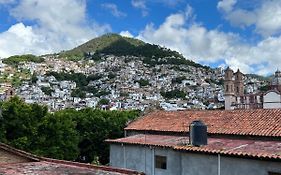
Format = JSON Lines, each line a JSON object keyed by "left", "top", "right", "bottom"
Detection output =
{"left": 268, "top": 172, "right": 281, "bottom": 175}
{"left": 155, "top": 155, "right": 167, "bottom": 169}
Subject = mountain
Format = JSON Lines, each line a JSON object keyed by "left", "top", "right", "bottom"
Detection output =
{"left": 60, "top": 33, "right": 145, "bottom": 58}
{"left": 60, "top": 33, "right": 209, "bottom": 69}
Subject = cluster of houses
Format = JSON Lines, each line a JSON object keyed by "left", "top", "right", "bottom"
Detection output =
{"left": 0, "top": 65, "right": 280, "bottom": 174}
{"left": 0, "top": 54, "right": 269, "bottom": 111}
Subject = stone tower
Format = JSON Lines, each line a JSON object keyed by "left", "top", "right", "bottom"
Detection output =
{"left": 271, "top": 70, "right": 281, "bottom": 92}
{"left": 224, "top": 67, "right": 235, "bottom": 110}
{"left": 234, "top": 69, "right": 244, "bottom": 96}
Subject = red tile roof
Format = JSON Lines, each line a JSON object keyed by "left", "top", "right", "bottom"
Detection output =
{"left": 107, "top": 134, "right": 281, "bottom": 160}
{"left": 0, "top": 142, "right": 144, "bottom": 175}
{"left": 125, "top": 109, "right": 281, "bottom": 137}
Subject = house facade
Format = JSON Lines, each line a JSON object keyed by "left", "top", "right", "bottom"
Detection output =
{"left": 107, "top": 110, "right": 281, "bottom": 175}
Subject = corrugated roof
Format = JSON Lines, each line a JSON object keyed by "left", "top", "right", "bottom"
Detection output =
{"left": 125, "top": 109, "right": 281, "bottom": 137}
{"left": 107, "top": 134, "right": 281, "bottom": 160}
{"left": 0, "top": 142, "right": 144, "bottom": 175}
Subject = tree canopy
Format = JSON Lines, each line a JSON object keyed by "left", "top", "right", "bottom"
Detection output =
{"left": 3, "top": 54, "right": 44, "bottom": 66}
{"left": 0, "top": 97, "right": 139, "bottom": 164}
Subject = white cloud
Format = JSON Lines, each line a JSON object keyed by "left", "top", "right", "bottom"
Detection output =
{"left": 0, "top": 23, "right": 44, "bottom": 58}
{"left": 217, "top": 0, "right": 237, "bottom": 12}
{"left": 218, "top": 0, "right": 281, "bottom": 37}
{"left": 138, "top": 5, "right": 281, "bottom": 75}
{"left": 101, "top": 3, "right": 126, "bottom": 18}
{"left": 0, "top": 0, "right": 15, "bottom": 4}
{"left": 0, "top": 0, "right": 110, "bottom": 58}
{"left": 154, "top": 0, "right": 183, "bottom": 7}
{"left": 120, "top": 31, "right": 133, "bottom": 38}
{"left": 131, "top": 0, "right": 148, "bottom": 17}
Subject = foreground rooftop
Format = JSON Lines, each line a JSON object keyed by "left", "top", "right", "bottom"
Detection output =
{"left": 107, "top": 134, "right": 281, "bottom": 161}
{"left": 0, "top": 142, "right": 144, "bottom": 175}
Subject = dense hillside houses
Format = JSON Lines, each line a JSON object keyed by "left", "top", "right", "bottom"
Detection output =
{"left": 0, "top": 34, "right": 272, "bottom": 112}
{"left": 107, "top": 110, "right": 281, "bottom": 175}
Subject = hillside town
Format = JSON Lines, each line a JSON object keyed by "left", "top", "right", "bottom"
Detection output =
{"left": 0, "top": 54, "right": 270, "bottom": 112}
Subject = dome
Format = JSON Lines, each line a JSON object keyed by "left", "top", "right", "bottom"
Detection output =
{"left": 272, "top": 70, "right": 281, "bottom": 85}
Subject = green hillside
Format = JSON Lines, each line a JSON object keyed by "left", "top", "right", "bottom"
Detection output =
{"left": 3, "top": 54, "right": 44, "bottom": 66}
{"left": 60, "top": 33, "right": 209, "bottom": 69}
{"left": 60, "top": 33, "right": 145, "bottom": 59}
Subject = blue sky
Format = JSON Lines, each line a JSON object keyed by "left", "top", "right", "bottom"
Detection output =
{"left": 0, "top": 0, "right": 281, "bottom": 75}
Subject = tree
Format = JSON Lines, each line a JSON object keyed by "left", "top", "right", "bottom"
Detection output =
{"left": 0, "top": 97, "right": 47, "bottom": 150}
{"left": 34, "top": 112, "right": 80, "bottom": 160}
{"left": 31, "top": 73, "right": 38, "bottom": 84}
{"left": 136, "top": 78, "right": 150, "bottom": 87}
{"left": 71, "top": 89, "right": 86, "bottom": 98}
{"left": 161, "top": 89, "right": 186, "bottom": 99}
{"left": 0, "top": 97, "right": 140, "bottom": 164}
{"left": 98, "top": 99, "right": 110, "bottom": 106}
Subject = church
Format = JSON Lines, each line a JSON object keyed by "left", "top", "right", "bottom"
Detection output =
{"left": 224, "top": 67, "right": 281, "bottom": 110}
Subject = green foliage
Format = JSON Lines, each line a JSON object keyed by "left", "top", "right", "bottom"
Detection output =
{"left": 31, "top": 73, "right": 38, "bottom": 84}
{"left": 161, "top": 89, "right": 186, "bottom": 99}
{"left": 0, "top": 97, "right": 139, "bottom": 164}
{"left": 34, "top": 112, "right": 80, "bottom": 160}
{"left": 259, "top": 84, "right": 270, "bottom": 92}
{"left": 59, "top": 33, "right": 209, "bottom": 69}
{"left": 135, "top": 78, "right": 150, "bottom": 87}
{"left": 41, "top": 87, "right": 54, "bottom": 96}
{"left": 108, "top": 72, "right": 116, "bottom": 79}
{"left": 98, "top": 99, "right": 110, "bottom": 106}
{"left": 71, "top": 89, "right": 86, "bottom": 98}
{"left": 46, "top": 71, "right": 88, "bottom": 87}
{"left": 74, "top": 109, "right": 139, "bottom": 163}
{"left": 172, "top": 76, "right": 186, "bottom": 84}
{"left": 46, "top": 71, "right": 107, "bottom": 98}
{"left": 60, "top": 33, "right": 145, "bottom": 59}
{"left": 91, "top": 53, "right": 102, "bottom": 61}
{"left": 3, "top": 54, "right": 44, "bottom": 66}
{"left": 87, "top": 74, "right": 102, "bottom": 81}
{"left": 0, "top": 97, "right": 48, "bottom": 150}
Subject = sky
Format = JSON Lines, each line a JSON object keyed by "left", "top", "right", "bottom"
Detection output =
{"left": 0, "top": 0, "right": 281, "bottom": 75}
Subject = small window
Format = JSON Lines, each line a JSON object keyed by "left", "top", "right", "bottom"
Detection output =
{"left": 155, "top": 155, "right": 167, "bottom": 169}
{"left": 269, "top": 172, "right": 281, "bottom": 175}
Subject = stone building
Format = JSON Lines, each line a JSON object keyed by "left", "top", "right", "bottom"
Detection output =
{"left": 224, "top": 68, "right": 281, "bottom": 110}
{"left": 107, "top": 110, "right": 281, "bottom": 175}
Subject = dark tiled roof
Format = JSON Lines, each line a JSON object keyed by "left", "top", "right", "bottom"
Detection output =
{"left": 0, "top": 161, "right": 128, "bottom": 175}
{"left": 107, "top": 134, "right": 281, "bottom": 160}
{"left": 0, "top": 142, "right": 144, "bottom": 175}
{"left": 125, "top": 109, "right": 281, "bottom": 137}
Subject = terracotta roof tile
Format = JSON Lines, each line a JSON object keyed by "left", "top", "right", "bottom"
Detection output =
{"left": 107, "top": 134, "right": 281, "bottom": 160}
{"left": 125, "top": 109, "right": 281, "bottom": 137}
{"left": 0, "top": 143, "right": 144, "bottom": 175}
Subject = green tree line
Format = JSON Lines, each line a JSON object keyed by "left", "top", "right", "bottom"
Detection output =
{"left": 0, "top": 97, "right": 139, "bottom": 164}
{"left": 3, "top": 54, "right": 44, "bottom": 66}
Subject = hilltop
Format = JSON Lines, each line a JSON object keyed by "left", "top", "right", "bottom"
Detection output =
{"left": 59, "top": 33, "right": 208, "bottom": 69}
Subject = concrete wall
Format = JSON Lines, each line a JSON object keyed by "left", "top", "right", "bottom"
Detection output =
{"left": 110, "top": 144, "right": 181, "bottom": 175}
{"left": 263, "top": 91, "right": 281, "bottom": 109}
{"left": 181, "top": 153, "right": 218, "bottom": 175}
{"left": 110, "top": 144, "right": 281, "bottom": 175}
{"left": 220, "top": 156, "right": 281, "bottom": 175}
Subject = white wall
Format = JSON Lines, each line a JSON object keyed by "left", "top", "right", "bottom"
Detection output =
{"left": 263, "top": 91, "right": 281, "bottom": 109}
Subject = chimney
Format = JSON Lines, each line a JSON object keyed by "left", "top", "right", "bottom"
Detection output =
{"left": 189, "top": 120, "right": 207, "bottom": 146}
